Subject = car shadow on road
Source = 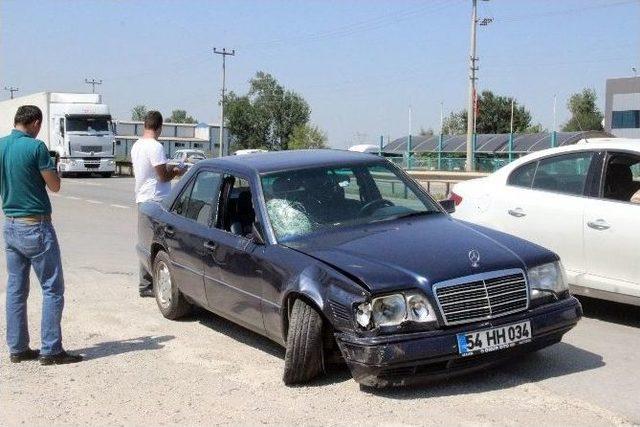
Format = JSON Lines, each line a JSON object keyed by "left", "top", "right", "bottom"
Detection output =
{"left": 363, "top": 341, "right": 604, "bottom": 399}
{"left": 577, "top": 296, "right": 640, "bottom": 328}
{"left": 190, "top": 307, "right": 285, "bottom": 359}
{"left": 75, "top": 335, "right": 175, "bottom": 360}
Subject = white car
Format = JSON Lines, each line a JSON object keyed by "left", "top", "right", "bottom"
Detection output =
{"left": 451, "top": 138, "right": 640, "bottom": 306}
{"left": 168, "top": 149, "right": 207, "bottom": 168}
{"left": 233, "top": 148, "right": 268, "bottom": 155}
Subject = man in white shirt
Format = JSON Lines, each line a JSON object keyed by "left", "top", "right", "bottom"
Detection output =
{"left": 131, "top": 110, "right": 184, "bottom": 296}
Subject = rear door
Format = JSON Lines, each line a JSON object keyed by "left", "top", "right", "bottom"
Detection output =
{"left": 164, "top": 170, "right": 223, "bottom": 306}
{"left": 497, "top": 152, "right": 596, "bottom": 283}
{"left": 582, "top": 151, "right": 640, "bottom": 297}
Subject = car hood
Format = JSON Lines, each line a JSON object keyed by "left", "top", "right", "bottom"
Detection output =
{"left": 286, "top": 215, "right": 555, "bottom": 294}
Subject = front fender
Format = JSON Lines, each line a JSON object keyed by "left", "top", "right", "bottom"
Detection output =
{"left": 280, "top": 263, "right": 370, "bottom": 341}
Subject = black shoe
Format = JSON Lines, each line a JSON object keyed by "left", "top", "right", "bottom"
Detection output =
{"left": 139, "top": 288, "right": 154, "bottom": 298}
{"left": 10, "top": 348, "right": 40, "bottom": 363}
{"left": 39, "top": 350, "right": 83, "bottom": 366}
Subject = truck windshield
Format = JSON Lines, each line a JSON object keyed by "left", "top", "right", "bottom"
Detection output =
{"left": 66, "top": 117, "right": 110, "bottom": 132}
{"left": 260, "top": 162, "right": 441, "bottom": 242}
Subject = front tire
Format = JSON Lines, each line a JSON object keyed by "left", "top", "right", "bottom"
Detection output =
{"left": 153, "top": 251, "right": 192, "bottom": 319}
{"left": 283, "top": 299, "right": 324, "bottom": 385}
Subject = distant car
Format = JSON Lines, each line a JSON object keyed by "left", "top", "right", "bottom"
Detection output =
{"left": 234, "top": 148, "right": 268, "bottom": 155}
{"left": 451, "top": 139, "right": 640, "bottom": 306}
{"left": 168, "top": 149, "right": 207, "bottom": 169}
{"left": 137, "top": 150, "right": 581, "bottom": 387}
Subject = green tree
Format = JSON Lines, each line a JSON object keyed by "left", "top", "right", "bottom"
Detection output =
{"left": 288, "top": 124, "right": 328, "bottom": 150}
{"left": 131, "top": 105, "right": 147, "bottom": 121}
{"left": 224, "top": 71, "right": 311, "bottom": 150}
{"left": 167, "top": 109, "right": 197, "bottom": 124}
{"left": 442, "top": 111, "right": 466, "bottom": 135}
{"left": 442, "top": 91, "right": 533, "bottom": 134}
{"left": 561, "top": 88, "right": 603, "bottom": 132}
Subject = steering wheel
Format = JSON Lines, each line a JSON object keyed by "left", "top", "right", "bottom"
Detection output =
{"left": 359, "top": 198, "right": 394, "bottom": 217}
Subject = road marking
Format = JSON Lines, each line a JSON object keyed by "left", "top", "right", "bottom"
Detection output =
{"left": 85, "top": 200, "right": 103, "bottom": 204}
{"left": 64, "top": 179, "right": 103, "bottom": 187}
{"left": 65, "top": 196, "right": 82, "bottom": 200}
{"left": 110, "top": 204, "right": 131, "bottom": 209}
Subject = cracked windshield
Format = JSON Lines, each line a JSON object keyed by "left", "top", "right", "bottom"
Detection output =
{"left": 261, "top": 162, "right": 440, "bottom": 241}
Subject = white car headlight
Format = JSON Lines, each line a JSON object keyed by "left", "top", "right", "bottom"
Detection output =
{"left": 355, "top": 292, "right": 437, "bottom": 328}
{"left": 528, "top": 261, "right": 568, "bottom": 298}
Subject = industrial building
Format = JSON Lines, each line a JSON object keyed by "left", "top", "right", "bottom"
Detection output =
{"left": 113, "top": 121, "right": 231, "bottom": 160}
{"left": 605, "top": 76, "right": 640, "bottom": 138}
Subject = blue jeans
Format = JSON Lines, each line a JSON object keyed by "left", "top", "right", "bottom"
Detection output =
{"left": 4, "top": 219, "right": 64, "bottom": 356}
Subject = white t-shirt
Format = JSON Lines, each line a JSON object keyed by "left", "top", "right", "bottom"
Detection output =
{"left": 131, "top": 138, "right": 171, "bottom": 204}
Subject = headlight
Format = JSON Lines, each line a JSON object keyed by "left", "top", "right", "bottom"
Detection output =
{"left": 528, "top": 261, "right": 568, "bottom": 298}
{"left": 355, "top": 292, "right": 437, "bottom": 328}
{"left": 372, "top": 294, "right": 406, "bottom": 326}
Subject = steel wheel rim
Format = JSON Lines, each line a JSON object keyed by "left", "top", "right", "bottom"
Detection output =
{"left": 156, "top": 261, "right": 172, "bottom": 308}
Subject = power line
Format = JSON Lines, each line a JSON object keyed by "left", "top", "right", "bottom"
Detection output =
{"left": 84, "top": 78, "right": 102, "bottom": 93}
{"left": 213, "top": 48, "right": 235, "bottom": 157}
{"left": 4, "top": 86, "right": 19, "bottom": 99}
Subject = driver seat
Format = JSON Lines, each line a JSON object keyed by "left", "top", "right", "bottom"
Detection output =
{"left": 230, "top": 191, "right": 254, "bottom": 236}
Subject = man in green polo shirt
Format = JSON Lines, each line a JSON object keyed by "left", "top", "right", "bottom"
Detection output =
{"left": 0, "top": 105, "right": 81, "bottom": 365}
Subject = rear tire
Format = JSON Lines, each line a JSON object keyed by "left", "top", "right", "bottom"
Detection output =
{"left": 153, "top": 251, "right": 192, "bottom": 320}
{"left": 283, "top": 299, "right": 324, "bottom": 385}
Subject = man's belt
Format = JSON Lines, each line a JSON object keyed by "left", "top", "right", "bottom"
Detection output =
{"left": 8, "top": 215, "right": 52, "bottom": 224}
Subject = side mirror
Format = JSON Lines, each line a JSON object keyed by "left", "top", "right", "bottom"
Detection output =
{"left": 251, "top": 222, "right": 266, "bottom": 245}
{"left": 49, "top": 150, "right": 60, "bottom": 167}
{"left": 439, "top": 199, "right": 456, "bottom": 214}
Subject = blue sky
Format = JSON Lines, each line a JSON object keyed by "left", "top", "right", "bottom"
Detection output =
{"left": 1, "top": 0, "right": 639, "bottom": 148}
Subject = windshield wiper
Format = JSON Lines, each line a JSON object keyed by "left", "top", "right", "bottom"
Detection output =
{"left": 370, "top": 210, "right": 438, "bottom": 223}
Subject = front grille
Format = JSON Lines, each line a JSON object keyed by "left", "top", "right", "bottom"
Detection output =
{"left": 81, "top": 145, "right": 103, "bottom": 152}
{"left": 433, "top": 270, "right": 529, "bottom": 326}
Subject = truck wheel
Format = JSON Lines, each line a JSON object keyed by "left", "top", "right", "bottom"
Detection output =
{"left": 283, "top": 299, "right": 324, "bottom": 385}
{"left": 101, "top": 172, "right": 112, "bottom": 178}
{"left": 153, "top": 251, "right": 192, "bottom": 319}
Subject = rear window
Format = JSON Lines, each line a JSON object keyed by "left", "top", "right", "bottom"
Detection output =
{"left": 507, "top": 162, "right": 537, "bottom": 188}
{"left": 532, "top": 152, "right": 594, "bottom": 196}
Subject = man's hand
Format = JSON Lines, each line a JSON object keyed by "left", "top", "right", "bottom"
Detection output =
{"left": 154, "top": 163, "right": 185, "bottom": 182}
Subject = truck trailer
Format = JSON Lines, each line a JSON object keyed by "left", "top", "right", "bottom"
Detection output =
{"left": 0, "top": 92, "right": 116, "bottom": 177}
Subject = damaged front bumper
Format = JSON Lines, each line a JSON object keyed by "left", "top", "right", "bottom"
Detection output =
{"left": 335, "top": 296, "right": 582, "bottom": 387}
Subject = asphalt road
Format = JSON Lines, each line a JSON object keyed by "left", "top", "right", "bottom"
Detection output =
{"left": 0, "top": 176, "right": 639, "bottom": 426}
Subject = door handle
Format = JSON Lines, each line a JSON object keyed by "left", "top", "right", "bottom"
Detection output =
{"left": 508, "top": 208, "right": 526, "bottom": 218}
{"left": 587, "top": 219, "right": 610, "bottom": 231}
{"left": 203, "top": 241, "right": 217, "bottom": 252}
{"left": 164, "top": 226, "right": 175, "bottom": 237}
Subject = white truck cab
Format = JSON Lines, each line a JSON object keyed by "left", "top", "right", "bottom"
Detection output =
{"left": 0, "top": 92, "right": 116, "bottom": 177}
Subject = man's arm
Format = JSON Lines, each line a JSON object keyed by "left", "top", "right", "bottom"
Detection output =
{"left": 154, "top": 163, "right": 184, "bottom": 182}
{"left": 41, "top": 170, "right": 61, "bottom": 193}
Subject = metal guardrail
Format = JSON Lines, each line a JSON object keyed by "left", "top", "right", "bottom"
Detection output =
{"left": 406, "top": 170, "right": 489, "bottom": 196}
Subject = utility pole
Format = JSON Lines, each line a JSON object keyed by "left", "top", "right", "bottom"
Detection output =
{"left": 465, "top": 0, "right": 479, "bottom": 172}
{"left": 440, "top": 101, "right": 444, "bottom": 134}
{"left": 510, "top": 97, "right": 515, "bottom": 134}
{"left": 4, "top": 86, "right": 19, "bottom": 99}
{"left": 84, "top": 78, "right": 102, "bottom": 93}
{"left": 213, "top": 47, "right": 235, "bottom": 157}
{"left": 552, "top": 94, "right": 557, "bottom": 132}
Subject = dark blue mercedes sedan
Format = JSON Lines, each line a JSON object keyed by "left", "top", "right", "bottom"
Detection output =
{"left": 137, "top": 150, "right": 582, "bottom": 387}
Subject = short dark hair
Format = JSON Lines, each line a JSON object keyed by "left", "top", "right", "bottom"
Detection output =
{"left": 144, "top": 110, "right": 163, "bottom": 131}
{"left": 14, "top": 105, "right": 43, "bottom": 126}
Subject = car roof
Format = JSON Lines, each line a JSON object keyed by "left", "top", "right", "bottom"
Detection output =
{"left": 494, "top": 138, "right": 640, "bottom": 176}
{"left": 195, "top": 149, "right": 386, "bottom": 175}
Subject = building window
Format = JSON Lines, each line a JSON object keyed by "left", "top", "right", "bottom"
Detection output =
{"left": 612, "top": 110, "right": 640, "bottom": 129}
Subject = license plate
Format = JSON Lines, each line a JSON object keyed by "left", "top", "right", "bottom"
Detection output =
{"left": 456, "top": 321, "right": 531, "bottom": 356}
